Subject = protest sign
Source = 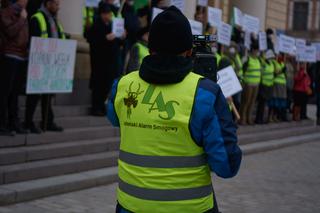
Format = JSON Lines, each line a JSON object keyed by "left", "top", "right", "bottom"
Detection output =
{"left": 244, "top": 31, "right": 251, "bottom": 49}
{"left": 170, "top": 0, "right": 185, "bottom": 12}
{"left": 26, "top": 37, "right": 77, "bottom": 94}
{"left": 312, "top": 43, "right": 320, "bottom": 61}
{"left": 295, "top": 38, "right": 306, "bottom": 61}
{"left": 152, "top": 7, "right": 163, "bottom": 21}
{"left": 302, "top": 45, "right": 317, "bottom": 63}
{"left": 208, "top": 7, "right": 222, "bottom": 27}
{"left": 259, "top": 32, "right": 267, "bottom": 51}
{"left": 188, "top": 19, "right": 203, "bottom": 35}
{"left": 233, "top": 7, "right": 243, "bottom": 27}
{"left": 198, "top": 0, "right": 208, "bottom": 7}
{"left": 112, "top": 18, "right": 125, "bottom": 38}
{"left": 217, "top": 66, "right": 243, "bottom": 98}
{"left": 85, "top": 0, "right": 99, "bottom": 7}
{"left": 243, "top": 14, "right": 260, "bottom": 34}
{"left": 217, "top": 22, "right": 232, "bottom": 46}
{"left": 279, "top": 34, "right": 295, "bottom": 55}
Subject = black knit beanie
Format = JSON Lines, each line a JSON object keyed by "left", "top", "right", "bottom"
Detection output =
{"left": 148, "top": 6, "right": 193, "bottom": 55}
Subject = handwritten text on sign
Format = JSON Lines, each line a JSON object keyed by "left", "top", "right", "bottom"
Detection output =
{"left": 112, "top": 18, "right": 125, "bottom": 38}
{"left": 27, "top": 37, "right": 77, "bottom": 94}
{"left": 208, "top": 7, "right": 222, "bottom": 27}
{"left": 279, "top": 34, "right": 295, "bottom": 55}
{"left": 243, "top": 14, "right": 260, "bottom": 34}
{"left": 217, "top": 66, "right": 243, "bottom": 98}
{"left": 218, "top": 22, "right": 232, "bottom": 46}
{"left": 189, "top": 19, "right": 203, "bottom": 35}
{"left": 259, "top": 31, "right": 267, "bottom": 51}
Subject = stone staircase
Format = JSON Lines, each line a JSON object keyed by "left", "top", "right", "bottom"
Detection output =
{"left": 0, "top": 105, "right": 319, "bottom": 205}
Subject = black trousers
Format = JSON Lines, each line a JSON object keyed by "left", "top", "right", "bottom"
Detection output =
{"left": 0, "top": 56, "right": 26, "bottom": 128}
{"left": 25, "top": 94, "right": 54, "bottom": 127}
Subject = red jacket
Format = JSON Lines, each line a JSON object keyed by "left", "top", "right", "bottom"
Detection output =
{"left": 294, "top": 68, "right": 311, "bottom": 93}
{"left": 0, "top": 4, "right": 29, "bottom": 58}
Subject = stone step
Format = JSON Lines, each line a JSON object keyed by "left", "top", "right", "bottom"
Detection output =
{"left": 239, "top": 125, "right": 320, "bottom": 145}
{"left": 0, "top": 126, "right": 119, "bottom": 148}
{"left": 237, "top": 120, "right": 314, "bottom": 134}
{"left": 2, "top": 133, "right": 320, "bottom": 206}
{"left": 0, "top": 152, "right": 118, "bottom": 185}
{"left": 0, "top": 137, "right": 119, "bottom": 166}
{"left": 55, "top": 116, "right": 110, "bottom": 129}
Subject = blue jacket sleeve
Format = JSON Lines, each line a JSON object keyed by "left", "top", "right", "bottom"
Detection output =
{"left": 190, "top": 79, "right": 242, "bottom": 178}
{"left": 106, "top": 79, "right": 120, "bottom": 127}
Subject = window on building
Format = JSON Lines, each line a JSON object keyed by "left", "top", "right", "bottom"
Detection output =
{"left": 292, "top": 1, "right": 309, "bottom": 31}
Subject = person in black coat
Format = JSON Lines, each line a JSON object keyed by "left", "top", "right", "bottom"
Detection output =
{"left": 88, "top": 3, "right": 126, "bottom": 116}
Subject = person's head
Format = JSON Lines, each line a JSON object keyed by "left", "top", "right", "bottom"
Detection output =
{"left": 226, "top": 42, "right": 238, "bottom": 57}
{"left": 43, "top": 0, "right": 60, "bottom": 15}
{"left": 138, "top": 27, "right": 149, "bottom": 43}
{"left": 266, "top": 28, "right": 274, "bottom": 38}
{"left": 99, "top": 3, "right": 113, "bottom": 23}
{"left": 16, "top": 0, "right": 28, "bottom": 8}
{"left": 104, "top": 0, "right": 115, "bottom": 4}
{"left": 250, "top": 39, "right": 260, "bottom": 57}
{"left": 265, "top": 49, "right": 275, "bottom": 61}
{"left": 148, "top": 6, "right": 193, "bottom": 57}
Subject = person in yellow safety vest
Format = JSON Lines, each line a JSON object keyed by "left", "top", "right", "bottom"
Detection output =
{"left": 126, "top": 27, "right": 149, "bottom": 73}
{"left": 239, "top": 39, "right": 262, "bottom": 125}
{"left": 24, "top": 0, "right": 65, "bottom": 134}
{"left": 83, "top": 6, "right": 96, "bottom": 38}
{"left": 271, "top": 53, "right": 288, "bottom": 122}
{"left": 106, "top": 6, "right": 242, "bottom": 213}
{"left": 255, "top": 50, "right": 275, "bottom": 124}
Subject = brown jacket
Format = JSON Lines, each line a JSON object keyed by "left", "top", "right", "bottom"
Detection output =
{"left": 0, "top": 4, "right": 28, "bottom": 58}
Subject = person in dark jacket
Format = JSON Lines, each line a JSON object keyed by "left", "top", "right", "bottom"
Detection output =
{"left": 107, "top": 6, "right": 241, "bottom": 213}
{"left": 24, "top": 0, "right": 64, "bottom": 133}
{"left": 314, "top": 62, "right": 320, "bottom": 125}
{"left": 88, "top": 3, "right": 126, "bottom": 116}
{"left": 0, "top": 0, "right": 29, "bottom": 136}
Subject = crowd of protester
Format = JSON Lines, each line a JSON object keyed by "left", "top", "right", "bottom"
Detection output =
{"left": 1, "top": 0, "right": 320, "bottom": 137}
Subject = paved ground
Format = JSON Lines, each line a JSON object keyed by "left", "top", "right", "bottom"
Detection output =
{"left": 1, "top": 141, "right": 320, "bottom": 213}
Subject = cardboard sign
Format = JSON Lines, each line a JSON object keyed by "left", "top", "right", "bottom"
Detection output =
{"left": 27, "top": 37, "right": 77, "bottom": 94}
{"left": 208, "top": 7, "right": 222, "bottom": 27}
{"left": 233, "top": 7, "right": 243, "bottom": 27}
{"left": 244, "top": 31, "right": 251, "bottom": 49}
{"left": 198, "top": 0, "right": 208, "bottom": 7}
{"left": 188, "top": 19, "right": 203, "bottom": 35}
{"left": 85, "top": 0, "right": 99, "bottom": 7}
{"left": 259, "top": 32, "right": 267, "bottom": 51}
{"left": 295, "top": 38, "right": 306, "bottom": 61}
{"left": 170, "top": 0, "right": 185, "bottom": 12}
{"left": 302, "top": 45, "right": 317, "bottom": 63}
{"left": 217, "top": 66, "right": 243, "bottom": 98}
{"left": 243, "top": 14, "right": 260, "bottom": 34}
{"left": 152, "top": 7, "right": 164, "bottom": 22}
{"left": 112, "top": 18, "right": 125, "bottom": 38}
{"left": 312, "top": 43, "right": 320, "bottom": 61}
{"left": 217, "top": 22, "right": 232, "bottom": 46}
{"left": 279, "top": 34, "right": 295, "bottom": 55}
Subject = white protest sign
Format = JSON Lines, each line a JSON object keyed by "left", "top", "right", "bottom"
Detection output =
{"left": 27, "top": 37, "right": 77, "bottom": 94}
{"left": 274, "top": 37, "right": 280, "bottom": 54}
{"left": 243, "top": 14, "right": 260, "bottom": 34}
{"left": 312, "top": 43, "right": 320, "bottom": 61}
{"left": 85, "top": 0, "right": 99, "bottom": 7}
{"left": 279, "top": 34, "right": 295, "bottom": 55}
{"left": 302, "top": 45, "right": 317, "bottom": 62}
{"left": 233, "top": 7, "right": 243, "bottom": 27}
{"left": 198, "top": 0, "right": 208, "bottom": 7}
{"left": 188, "top": 19, "right": 203, "bottom": 35}
{"left": 295, "top": 38, "right": 306, "bottom": 61}
{"left": 112, "top": 18, "right": 125, "bottom": 38}
{"left": 259, "top": 32, "right": 267, "bottom": 51}
{"left": 217, "top": 66, "right": 243, "bottom": 98}
{"left": 217, "top": 22, "right": 232, "bottom": 46}
{"left": 244, "top": 31, "right": 251, "bottom": 49}
{"left": 208, "top": 7, "right": 222, "bottom": 27}
{"left": 170, "top": 0, "right": 185, "bottom": 12}
{"left": 152, "top": 7, "right": 164, "bottom": 22}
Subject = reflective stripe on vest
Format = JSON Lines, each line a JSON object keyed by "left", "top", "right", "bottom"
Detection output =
{"left": 32, "top": 12, "right": 66, "bottom": 39}
{"left": 244, "top": 56, "right": 261, "bottom": 84}
{"left": 273, "top": 60, "right": 286, "bottom": 85}
{"left": 235, "top": 54, "right": 244, "bottom": 81}
{"left": 261, "top": 59, "right": 275, "bottom": 87}
{"left": 134, "top": 42, "right": 149, "bottom": 66}
{"left": 216, "top": 53, "right": 222, "bottom": 67}
{"left": 114, "top": 71, "right": 213, "bottom": 213}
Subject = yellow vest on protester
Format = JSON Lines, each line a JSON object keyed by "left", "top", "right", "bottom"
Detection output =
{"left": 273, "top": 60, "right": 286, "bottom": 85}
{"left": 32, "top": 12, "right": 66, "bottom": 39}
{"left": 114, "top": 71, "right": 214, "bottom": 213}
{"left": 134, "top": 42, "right": 149, "bottom": 66}
{"left": 261, "top": 58, "right": 275, "bottom": 87}
{"left": 243, "top": 56, "right": 262, "bottom": 85}
{"left": 82, "top": 7, "right": 95, "bottom": 32}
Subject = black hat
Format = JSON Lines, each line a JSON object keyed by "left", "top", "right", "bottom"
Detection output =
{"left": 250, "top": 38, "right": 259, "bottom": 51}
{"left": 148, "top": 6, "right": 193, "bottom": 55}
{"left": 98, "top": 2, "right": 112, "bottom": 14}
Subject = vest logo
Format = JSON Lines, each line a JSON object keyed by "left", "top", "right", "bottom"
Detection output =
{"left": 124, "top": 82, "right": 144, "bottom": 119}
{"left": 141, "top": 85, "right": 179, "bottom": 120}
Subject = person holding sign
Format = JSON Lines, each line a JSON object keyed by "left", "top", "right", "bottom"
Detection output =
{"left": 88, "top": 2, "right": 126, "bottom": 116}
{"left": 106, "top": 6, "right": 241, "bottom": 213}
{"left": 25, "top": 0, "right": 64, "bottom": 133}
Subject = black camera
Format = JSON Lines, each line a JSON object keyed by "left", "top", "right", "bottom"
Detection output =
{"left": 192, "top": 35, "right": 218, "bottom": 82}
